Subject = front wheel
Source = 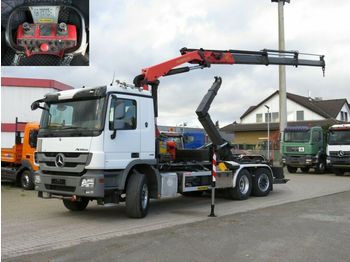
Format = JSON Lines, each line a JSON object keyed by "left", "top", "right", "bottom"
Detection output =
{"left": 252, "top": 168, "right": 272, "bottom": 197}
{"left": 126, "top": 171, "right": 149, "bottom": 218}
{"left": 300, "top": 167, "right": 310, "bottom": 173}
{"left": 63, "top": 198, "right": 89, "bottom": 211}
{"left": 287, "top": 166, "right": 297, "bottom": 173}
{"left": 226, "top": 169, "right": 252, "bottom": 200}
{"left": 333, "top": 168, "right": 345, "bottom": 176}
{"left": 20, "top": 170, "right": 34, "bottom": 190}
{"left": 315, "top": 161, "right": 326, "bottom": 174}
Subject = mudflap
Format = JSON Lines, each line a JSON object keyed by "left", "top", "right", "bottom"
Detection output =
{"left": 271, "top": 166, "right": 289, "bottom": 184}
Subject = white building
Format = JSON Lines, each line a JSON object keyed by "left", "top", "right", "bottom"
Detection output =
{"left": 1, "top": 77, "right": 73, "bottom": 148}
{"left": 240, "top": 91, "right": 350, "bottom": 124}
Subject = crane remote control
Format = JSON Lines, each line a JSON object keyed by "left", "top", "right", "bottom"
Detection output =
{"left": 16, "top": 22, "right": 77, "bottom": 57}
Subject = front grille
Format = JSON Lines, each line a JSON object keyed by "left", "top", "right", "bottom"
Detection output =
{"left": 329, "top": 151, "right": 350, "bottom": 157}
{"left": 42, "top": 170, "right": 86, "bottom": 177}
{"left": 287, "top": 146, "right": 299, "bottom": 152}
{"left": 37, "top": 152, "right": 90, "bottom": 173}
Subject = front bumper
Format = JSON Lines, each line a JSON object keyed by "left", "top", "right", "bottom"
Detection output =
{"left": 327, "top": 156, "right": 350, "bottom": 170}
{"left": 282, "top": 155, "right": 317, "bottom": 167}
{"left": 35, "top": 170, "right": 105, "bottom": 198}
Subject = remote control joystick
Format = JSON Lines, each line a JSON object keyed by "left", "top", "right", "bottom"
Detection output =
{"left": 22, "top": 22, "right": 30, "bottom": 32}
{"left": 59, "top": 22, "right": 67, "bottom": 32}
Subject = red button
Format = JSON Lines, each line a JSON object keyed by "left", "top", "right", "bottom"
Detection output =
{"left": 40, "top": 43, "right": 49, "bottom": 52}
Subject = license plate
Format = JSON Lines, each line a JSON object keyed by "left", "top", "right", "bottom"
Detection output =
{"left": 51, "top": 178, "right": 66, "bottom": 185}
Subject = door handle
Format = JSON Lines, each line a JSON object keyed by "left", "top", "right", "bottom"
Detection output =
{"left": 131, "top": 153, "right": 139, "bottom": 158}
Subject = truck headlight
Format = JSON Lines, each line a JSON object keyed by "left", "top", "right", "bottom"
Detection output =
{"left": 35, "top": 175, "right": 41, "bottom": 184}
{"left": 81, "top": 178, "right": 95, "bottom": 188}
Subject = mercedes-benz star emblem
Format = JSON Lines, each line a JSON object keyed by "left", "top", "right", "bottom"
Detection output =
{"left": 55, "top": 153, "right": 65, "bottom": 167}
{"left": 338, "top": 150, "right": 344, "bottom": 157}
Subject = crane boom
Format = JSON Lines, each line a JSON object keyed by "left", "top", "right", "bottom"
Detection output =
{"left": 133, "top": 47, "right": 325, "bottom": 117}
{"left": 133, "top": 47, "right": 325, "bottom": 89}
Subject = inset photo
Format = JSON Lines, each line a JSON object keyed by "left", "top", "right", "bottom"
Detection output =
{"left": 1, "top": 0, "right": 89, "bottom": 66}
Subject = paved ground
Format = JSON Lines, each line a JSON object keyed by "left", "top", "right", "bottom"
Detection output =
{"left": 2, "top": 172, "right": 350, "bottom": 260}
{"left": 6, "top": 190, "right": 350, "bottom": 262}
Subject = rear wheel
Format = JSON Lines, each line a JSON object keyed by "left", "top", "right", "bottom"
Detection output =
{"left": 300, "top": 167, "right": 310, "bottom": 173}
{"left": 63, "top": 198, "right": 89, "bottom": 211}
{"left": 20, "top": 170, "right": 34, "bottom": 190}
{"left": 226, "top": 169, "right": 252, "bottom": 200}
{"left": 287, "top": 166, "right": 297, "bottom": 173}
{"left": 252, "top": 168, "right": 272, "bottom": 197}
{"left": 126, "top": 171, "right": 149, "bottom": 218}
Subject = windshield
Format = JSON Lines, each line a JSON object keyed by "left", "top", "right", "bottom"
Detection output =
{"left": 284, "top": 130, "right": 311, "bottom": 142}
{"left": 328, "top": 130, "right": 350, "bottom": 145}
{"left": 40, "top": 97, "right": 106, "bottom": 136}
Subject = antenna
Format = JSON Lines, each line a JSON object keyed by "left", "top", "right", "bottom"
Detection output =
{"left": 110, "top": 71, "right": 115, "bottom": 86}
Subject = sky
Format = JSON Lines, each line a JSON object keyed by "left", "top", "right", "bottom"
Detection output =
{"left": 2, "top": 0, "right": 350, "bottom": 128}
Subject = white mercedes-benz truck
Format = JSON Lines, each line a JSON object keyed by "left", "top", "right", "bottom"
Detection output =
{"left": 31, "top": 47, "right": 325, "bottom": 218}
{"left": 327, "top": 124, "right": 350, "bottom": 176}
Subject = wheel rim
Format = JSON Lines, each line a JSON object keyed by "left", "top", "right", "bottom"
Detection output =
{"left": 258, "top": 173, "right": 269, "bottom": 192}
{"left": 21, "top": 173, "right": 30, "bottom": 188}
{"left": 141, "top": 184, "right": 149, "bottom": 210}
{"left": 239, "top": 175, "right": 250, "bottom": 194}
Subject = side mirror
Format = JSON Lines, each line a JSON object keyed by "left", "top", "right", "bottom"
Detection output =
{"left": 110, "top": 101, "right": 125, "bottom": 139}
{"left": 31, "top": 101, "right": 40, "bottom": 110}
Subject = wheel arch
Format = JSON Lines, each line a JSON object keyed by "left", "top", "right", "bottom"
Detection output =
{"left": 232, "top": 165, "right": 273, "bottom": 188}
{"left": 16, "top": 160, "right": 34, "bottom": 184}
{"left": 121, "top": 160, "right": 159, "bottom": 199}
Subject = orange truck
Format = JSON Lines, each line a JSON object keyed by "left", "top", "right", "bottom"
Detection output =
{"left": 1, "top": 120, "right": 39, "bottom": 190}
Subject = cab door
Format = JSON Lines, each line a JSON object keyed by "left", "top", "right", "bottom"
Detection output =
{"left": 103, "top": 94, "right": 140, "bottom": 169}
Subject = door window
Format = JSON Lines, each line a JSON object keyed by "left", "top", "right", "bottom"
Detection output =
{"left": 109, "top": 97, "right": 137, "bottom": 130}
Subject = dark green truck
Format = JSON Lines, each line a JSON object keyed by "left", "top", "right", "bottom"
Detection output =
{"left": 282, "top": 126, "right": 326, "bottom": 173}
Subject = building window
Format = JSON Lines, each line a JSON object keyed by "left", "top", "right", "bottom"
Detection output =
{"left": 264, "top": 113, "right": 271, "bottom": 122}
{"left": 340, "top": 111, "right": 348, "bottom": 122}
{"left": 296, "top": 111, "right": 304, "bottom": 121}
{"left": 256, "top": 113, "right": 263, "bottom": 123}
{"left": 272, "top": 112, "right": 279, "bottom": 122}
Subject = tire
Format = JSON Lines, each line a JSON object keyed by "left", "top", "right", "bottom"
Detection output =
{"left": 300, "top": 167, "right": 310, "bottom": 173}
{"left": 252, "top": 168, "right": 272, "bottom": 197}
{"left": 287, "top": 166, "right": 297, "bottom": 173}
{"left": 126, "top": 171, "right": 149, "bottom": 218}
{"left": 63, "top": 198, "right": 89, "bottom": 211}
{"left": 333, "top": 168, "right": 345, "bottom": 176}
{"left": 226, "top": 169, "right": 252, "bottom": 200}
{"left": 315, "top": 161, "right": 326, "bottom": 174}
{"left": 181, "top": 191, "right": 203, "bottom": 197}
{"left": 20, "top": 170, "right": 34, "bottom": 190}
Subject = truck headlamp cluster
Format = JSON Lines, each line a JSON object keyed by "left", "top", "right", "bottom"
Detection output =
{"left": 81, "top": 178, "right": 95, "bottom": 188}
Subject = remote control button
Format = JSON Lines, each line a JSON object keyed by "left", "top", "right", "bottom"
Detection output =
{"left": 40, "top": 43, "right": 49, "bottom": 52}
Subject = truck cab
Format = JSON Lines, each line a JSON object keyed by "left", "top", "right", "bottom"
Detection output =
{"left": 327, "top": 124, "right": 350, "bottom": 175}
{"left": 282, "top": 126, "right": 326, "bottom": 173}
{"left": 34, "top": 85, "right": 156, "bottom": 196}
{"left": 1, "top": 121, "right": 39, "bottom": 189}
